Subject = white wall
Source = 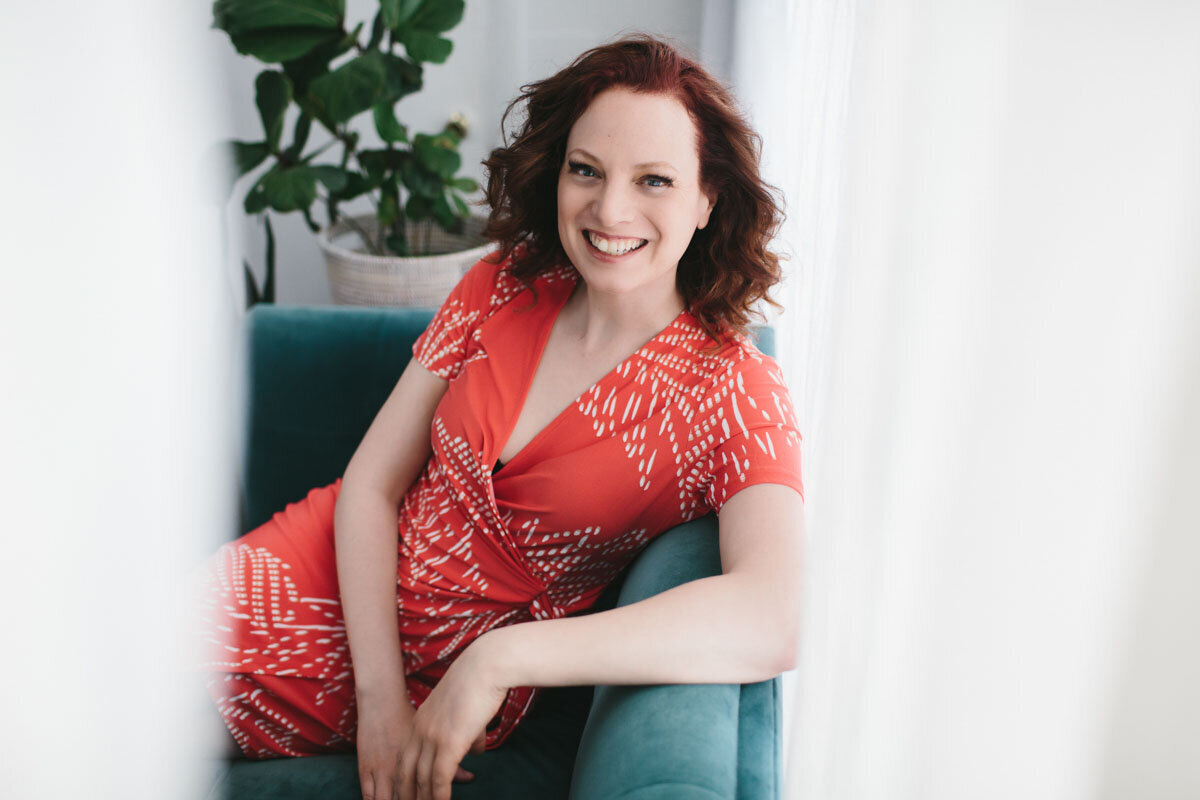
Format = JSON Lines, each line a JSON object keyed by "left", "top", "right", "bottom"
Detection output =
{"left": 214, "top": 0, "right": 715, "bottom": 308}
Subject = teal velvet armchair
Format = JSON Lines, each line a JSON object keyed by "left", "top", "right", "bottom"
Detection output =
{"left": 203, "top": 304, "right": 784, "bottom": 800}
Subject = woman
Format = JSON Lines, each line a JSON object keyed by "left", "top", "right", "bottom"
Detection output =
{"left": 195, "top": 33, "right": 805, "bottom": 800}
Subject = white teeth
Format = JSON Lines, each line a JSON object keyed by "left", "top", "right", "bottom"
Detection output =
{"left": 587, "top": 231, "right": 647, "bottom": 255}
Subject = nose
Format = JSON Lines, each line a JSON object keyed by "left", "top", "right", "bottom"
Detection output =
{"left": 592, "top": 181, "right": 635, "bottom": 228}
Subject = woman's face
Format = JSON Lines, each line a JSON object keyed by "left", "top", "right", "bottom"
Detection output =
{"left": 556, "top": 87, "right": 716, "bottom": 302}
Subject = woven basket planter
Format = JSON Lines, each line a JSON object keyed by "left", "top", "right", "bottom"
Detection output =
{"left": 317, "top": 213, "right": 496, "bottom": 307}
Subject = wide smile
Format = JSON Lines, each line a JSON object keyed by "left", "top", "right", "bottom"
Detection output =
{"left": 583, "top": 230, "right": 649, "bottom": 261}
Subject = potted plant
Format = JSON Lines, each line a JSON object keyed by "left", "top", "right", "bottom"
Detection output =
{"left": 214, "top": 0, "right": 494, "bottom": 307}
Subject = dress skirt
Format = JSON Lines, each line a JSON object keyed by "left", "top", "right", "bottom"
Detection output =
{"left": 198, "top": 482, "right": 362, "bottom": 759}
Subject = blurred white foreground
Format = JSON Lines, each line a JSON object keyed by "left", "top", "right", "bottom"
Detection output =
{"left": 1, "top": 2, "right": 239, "bottom": 798}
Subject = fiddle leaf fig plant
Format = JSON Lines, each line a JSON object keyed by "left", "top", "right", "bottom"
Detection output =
{"left": 213, "top": 0, "right": 480, "bottom": 305}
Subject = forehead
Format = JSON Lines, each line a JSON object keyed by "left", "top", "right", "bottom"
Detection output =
{"left": 566, "top": 88, "right": 700, "bottom": 169}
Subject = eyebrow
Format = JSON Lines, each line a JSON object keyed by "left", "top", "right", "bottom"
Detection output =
{"left": 568, "top": 148, "right": 678, "bottom": 172}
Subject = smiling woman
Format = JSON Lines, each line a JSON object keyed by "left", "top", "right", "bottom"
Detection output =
{"left": 194, "top": 32, "right": 804, "bottom": 800}
{"left": 555, "top": 88, "right": 715, "bottom": 306}
{"left": 484, "top": 33, "right": 786, "bottom": 344}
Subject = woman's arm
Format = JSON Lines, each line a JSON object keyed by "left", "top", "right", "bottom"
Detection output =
{"left": 475, "top": 483, "right": 805, "bottom": 688}
{"left": 334, "top": 359, "right": 449, "bottom": 703}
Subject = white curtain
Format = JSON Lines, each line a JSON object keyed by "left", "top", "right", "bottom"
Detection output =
{"left": 722, "top": 1, "right": 1200, "bottom": 797}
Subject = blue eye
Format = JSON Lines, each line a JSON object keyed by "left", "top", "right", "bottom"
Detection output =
{"left": 644, "top": 175, "right": 674, "bottom": 188}
{"left": 568, "top": 161, "right": 597, "bottom": 177}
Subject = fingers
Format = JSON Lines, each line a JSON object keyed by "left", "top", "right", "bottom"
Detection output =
{"left": 416, "top": 744, "right": 436, "bottom": 800}
{"left": 395, "top": 737, "right": 478, "bottom": 799}
{"left": 362, "top": 769, "right": 401, "bottom": 800}
{"left": 399, "top": 744, "right": 458, "bottom": 800}
{"left": 394, "top": 750, "right": 474, "bottom": 794}
{"left": 429, "top": 753, "right": 458, "bottom": 800}
{"left": 360, "top": 771, "right": 393, "bottom": 800}
{"left": 415, "top": 743, "right": 434, "bottom": 800}
{"left": 372, "top": 773, "right": 392, "bottom": 800}
{"left": 396, "top": 741, "right": 419, "bottom": 800}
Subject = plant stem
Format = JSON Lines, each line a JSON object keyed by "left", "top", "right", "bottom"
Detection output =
{"left": 301, "top": 138, "right": 338, "bottom": 164}
{"left": 319, "top": 190, "right": 381, "bottom": 255}
{"left": 345, "top": 214, "right": 381, "bottom": 255}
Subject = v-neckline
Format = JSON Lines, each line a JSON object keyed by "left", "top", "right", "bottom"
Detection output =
{"left": 491, "top": 272, "right": 689, "bottom": 478}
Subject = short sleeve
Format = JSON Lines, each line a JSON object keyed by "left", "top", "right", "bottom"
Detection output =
{"left": 411, "top": 256, "right": 504, "bottom": 380}
{"left": 700, "top": 355, "right": 805, "bottom": 513}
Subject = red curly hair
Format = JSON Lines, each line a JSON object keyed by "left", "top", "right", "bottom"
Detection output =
{"left": 481, "top": 33, "right": 786, "bottom": 340}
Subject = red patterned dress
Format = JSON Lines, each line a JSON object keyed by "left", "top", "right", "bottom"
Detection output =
{"left": 194, "top": 251, "right": 804, "bottom": 758}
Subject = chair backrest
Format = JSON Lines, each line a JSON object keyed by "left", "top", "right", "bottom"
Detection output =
{"left": 240, "top": 305, "right": 434, "bottom": 533}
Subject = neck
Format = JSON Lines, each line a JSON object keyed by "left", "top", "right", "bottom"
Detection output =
{"left": 565, "top": 276, "right": 685, "bottom": 353}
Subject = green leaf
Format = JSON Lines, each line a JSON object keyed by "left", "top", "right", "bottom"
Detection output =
{"left": 230, "top": 140, "right": 270, "bottom": 176}
{"left": 413, "top": 132, "right": 460, "bottom": 179}
{"left": 330, "top": 170, "right": 373, "bottom": 201}
{"left": 245, "top": 164, "right": 319, "bottom": 213}
{"left": 244, "top": 170, "right": 270, "bottom": 213}
{"left": 255, "top": 71, "right": 292, "bottom": 150}
{"left": 407, "top": 0, "right": 463, "bottom": 33}
{"left": 308, "top": 165, "right": 349, "bottom": 192}
{"left": 379, "top": 0, "right": 400, "bottom": 29}
{"left": 265, "top": 167, "right": 319, "bottom": 211}
{"left": 380, "top": 52, "right": 423, "bottom": 103}
{"left": 399, "top": 157, "right": 443, "bottom": 198}
{"left": 213, "top": 0, "right": 344, "bottom": 35}
{"left": 358, "top": 148, "right": 409, "bottom": 179}
{"left": 282, "top": 113, "right": 312, "bottom": 159}
{"left": 399, "top": 29, "right": 452, "bottom": 64}
{"left": 372, "top": 102, "right": 408, "bottom": 143}
{"left": 405, "top": 193, "right": 433, "bottom": 221}
{"left": 230, "top": 27, "right": 341, "bottom": 63}
{"left": 281, "top": 33, "right": 353, "bottom": 94}
{"left": 449, "top": 175, "right": 478, "bottom": 193}
{"left": 305, "top": 51, "right": 386, "bottom": 126}
{"left": 391, "top": 0, "right": 424, "bottom": 28}
{"left": 432, "top": 191, "right": 456, "bottom": 229}
{"left": 449, "top": 190, "right": 468, "bottom": 217}
{"left": 368, "top": 9, "right": 387, "bottom": 47}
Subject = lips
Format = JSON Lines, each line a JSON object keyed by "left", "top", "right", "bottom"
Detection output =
{"left": 583, "top": 229, "right": 649, "bottom": 257}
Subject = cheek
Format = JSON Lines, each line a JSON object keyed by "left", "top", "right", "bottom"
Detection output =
{"left": 660, "top": 207, "right": 698, "bottom": 242}
{"left": 557, "top": 181, "right": 582, "bottom": 218}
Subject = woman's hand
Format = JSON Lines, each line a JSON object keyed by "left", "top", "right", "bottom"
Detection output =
{"left": 354, "top": 694, "right": 476, "bottom": 800}
{"left": 395, "top": 641, "right": 510, "bottom": 800}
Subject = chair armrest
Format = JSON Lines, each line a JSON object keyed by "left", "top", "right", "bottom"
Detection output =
{"left": 570, "top": 514, "right": 779, "bottom": 800}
